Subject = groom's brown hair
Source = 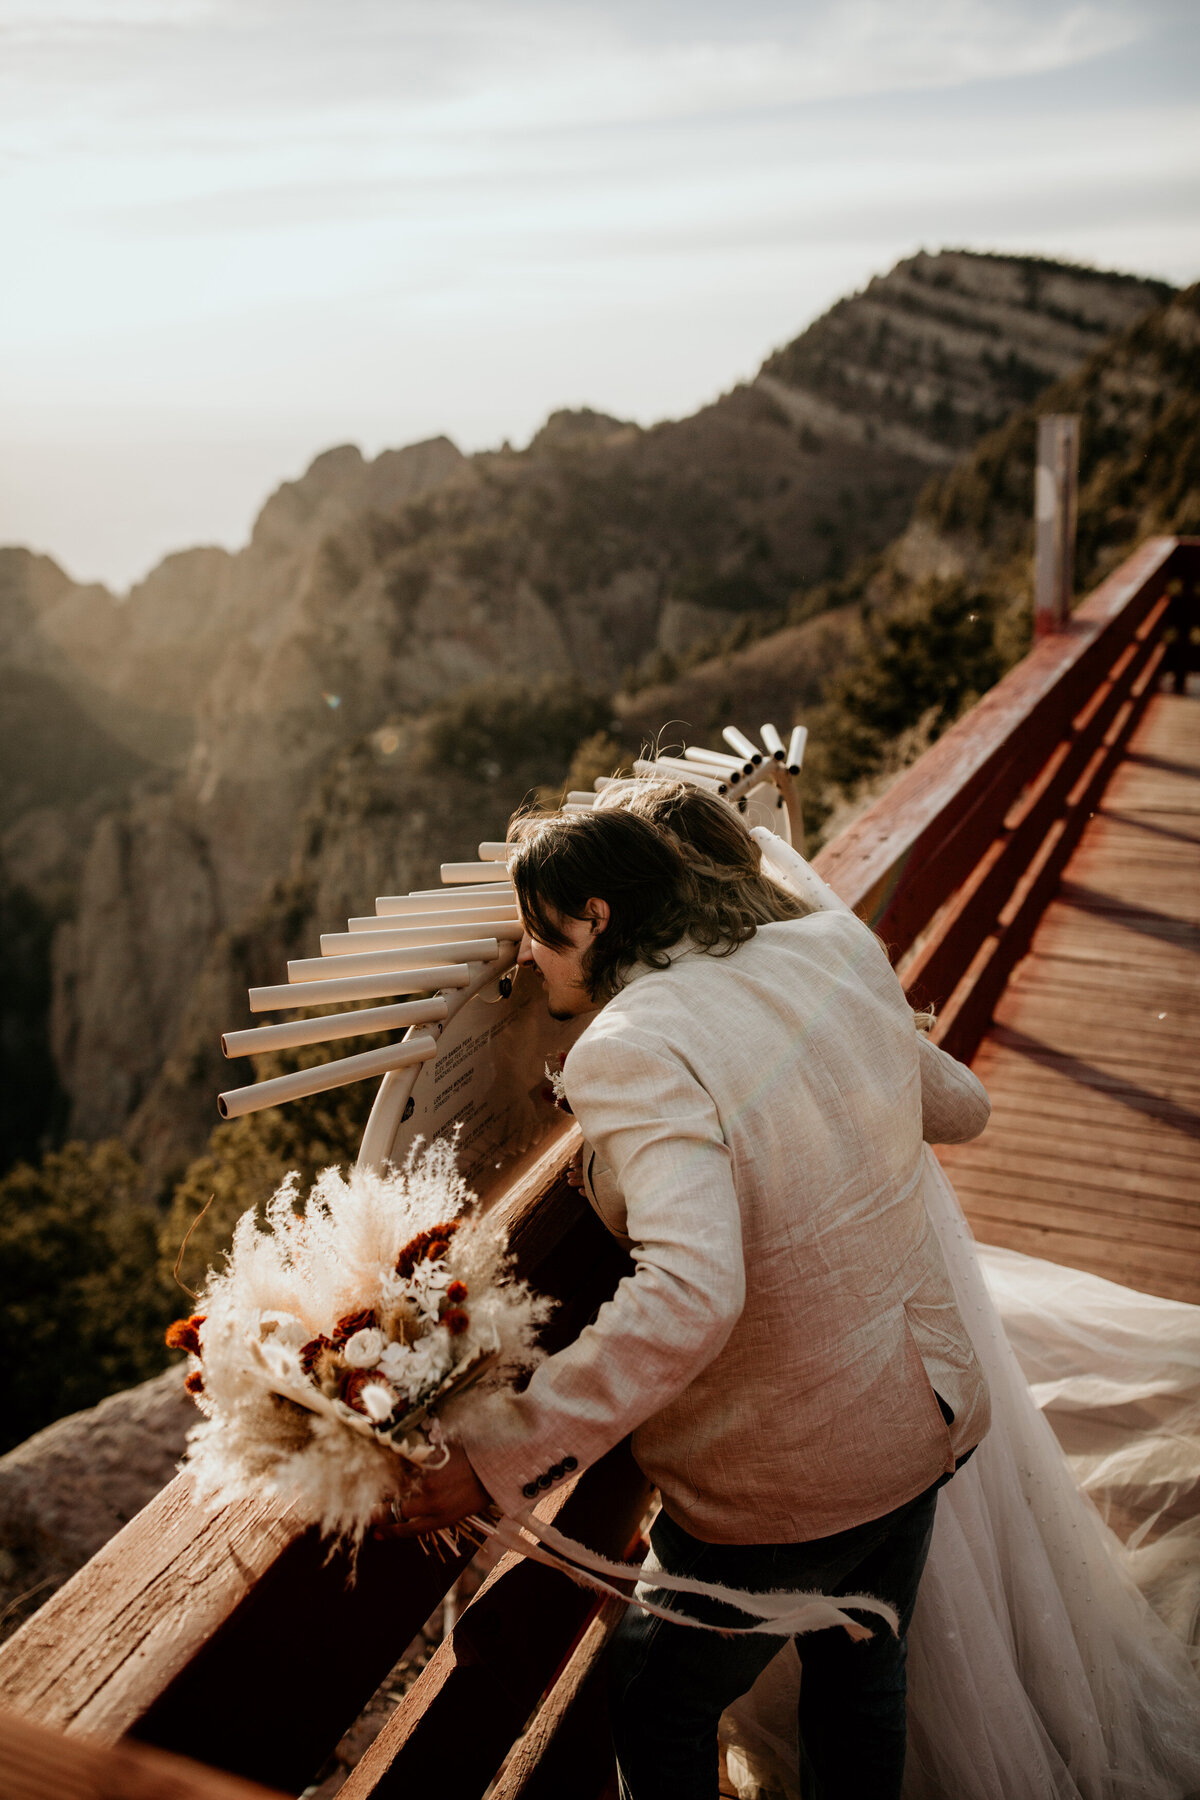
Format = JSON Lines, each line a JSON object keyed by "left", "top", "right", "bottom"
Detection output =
{"left": 508, "top": 790, "right": 807, "bottom": 1002}
{"left": 508, "top": 808, "right": 692, "bottom": 1001}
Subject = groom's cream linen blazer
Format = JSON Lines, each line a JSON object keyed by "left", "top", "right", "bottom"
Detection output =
{"left": 462, "top": 910, "right": 991, "bottom": 1543}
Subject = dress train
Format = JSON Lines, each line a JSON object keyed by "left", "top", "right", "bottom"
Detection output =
{"left": 720, "top": 1152, "right": 1200, "bottom": 1799}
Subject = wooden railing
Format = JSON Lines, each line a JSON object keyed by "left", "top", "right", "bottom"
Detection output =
{"left": 818, "top": 536, "right": 1198, "bottom": 1061}
{"left": 0, "top": 535, "right": 1194, "bottom": 1799}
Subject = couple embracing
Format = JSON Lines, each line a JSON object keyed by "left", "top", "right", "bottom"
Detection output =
{"left": 390, "top": 778, "right": 991, "bottom": 1799}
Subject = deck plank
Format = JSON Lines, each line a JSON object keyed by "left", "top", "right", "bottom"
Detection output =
{"left": 939, "top": 684, "right": 1200, "bottom": 1305}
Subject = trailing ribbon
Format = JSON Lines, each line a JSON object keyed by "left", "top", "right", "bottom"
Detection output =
{"left": 480, "top": 1510, "right": 899, "bottom": 1643}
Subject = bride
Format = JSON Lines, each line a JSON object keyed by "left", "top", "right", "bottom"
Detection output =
{"left": 592, "top": 778, "right": 1200, "bottom": 1800}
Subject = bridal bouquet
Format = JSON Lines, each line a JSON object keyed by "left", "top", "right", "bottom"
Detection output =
{"left": 170, "top": 1139, "right": 551, "bottom": 1548}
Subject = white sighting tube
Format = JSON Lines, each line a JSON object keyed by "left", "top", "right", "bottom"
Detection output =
{"left": 722, "top": 727, "right": 763, "bottom": 764}
{"left": 218, "top": 1034, "right": 439, "bottom": 1121}
{"left": 633, "top": 759, "right": 724, "bottom": 793}
{"left": 477, "top": 842, "right": 510, "bottom": 862}
{"left": 222, "top": 996, "right": 449, "bottom": 1059}
{"left": 760, "top": 723, "right": 786, "bottom": 762}
{"left": 720, "top": 766, "right": 764, "bottom": 802}
{"left": 376, "top": 887, "right": 515, "bottom": 915}
{"left": 644, "top": 755, "right": 728, "bottom": 793}
{"left": 410, "top": 882, "right": 512, "bottom": 899}
{"left": 248, "top": 963, "right": 473, "bottom": 1013}
{"left": 441, "top": 862, "right": 514, "bottom": 886}
{"left": 683, "top": 746, "right": 753, "bottom": 776}
{"left": 288, "top": 938, "right": 500, "bottom": 984}
{"left": 320, "top": 920, "right": 521, "bottom": 957}
{"left": 347, "top": 905, "right": 518, "bottom": 933}
{"left": 786, "top": 726, "right": 808, "bottom": 773}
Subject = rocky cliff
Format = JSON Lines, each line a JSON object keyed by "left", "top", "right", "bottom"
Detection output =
{"left": 0, "top": 250, "right": 1172, "bottom": 1184}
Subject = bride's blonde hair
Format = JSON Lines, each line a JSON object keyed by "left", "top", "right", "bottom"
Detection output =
{"left": 595, "top": 778, "right": 936, "bottom": 1030}
{"left": 594, "top": 779, "right": 814, "bottom": 930}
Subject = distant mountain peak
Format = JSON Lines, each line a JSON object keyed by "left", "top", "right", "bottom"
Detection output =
{"left": 527, "top": 408, "right": 636, "bottom": 452}
{"left": 759, "top": 247, "right": 1173, "bottom": 461}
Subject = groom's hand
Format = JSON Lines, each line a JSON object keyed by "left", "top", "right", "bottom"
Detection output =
{"left": 380, "top": 1441, "right": 491, "bottom": 1537}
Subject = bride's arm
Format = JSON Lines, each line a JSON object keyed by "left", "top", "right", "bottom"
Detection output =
{"left": 918, "top": 1033, "right": 990, "bottom": 1143}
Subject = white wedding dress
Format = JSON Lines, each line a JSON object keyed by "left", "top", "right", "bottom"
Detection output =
{"left": 720, "top": 836, "right": 1200, "bottom": 1800}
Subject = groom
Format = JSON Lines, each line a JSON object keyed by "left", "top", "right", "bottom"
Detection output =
{"left": 396, "top": 804, "right": 991, "bottom": 1799}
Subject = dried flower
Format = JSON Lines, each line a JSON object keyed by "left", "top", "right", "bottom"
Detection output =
{"left": 184, "top": 1369, "right": 205, "bottom": 1397}
{"left": 381, "top": 1298, "right": 421, "bottom": 1345}
{"left": 341, "top": 1368, "right": 373, "bottom": 1413}
{"left": 378, "top": 1339, "right": 412, "bottom": 1381}
{"left": 300, "top": 1334, "right": 336, "bottom": 1375}
{"left": 343, "top": 1327, "right": 385, "bottom": 1369}
{"left": 309, "top": 1347, "right": 346, "bottom": 1396}
{"left": 395, "top": 1221, "right": 459, "bottom": 1280}
{"left": 543, "top": 1056, "right": 572, "bottom": 1112}
{"left": 379, "top": 1331, "right": 453, "bottom": 1397}
{"left": 166, "top": 1314, "right": 205, "bottom": 1357}
{"left": 360, "top": 1381, "right": 398, "bottom": 1424}
{"left": 332, "top": 1307, "right": 377, "bottom": 1347}
{"left": 442, "top": 1307, "right": 470, "bottom": 1336}
{"left": 446, "top": 1281, "right": 468, "bottom": 1304}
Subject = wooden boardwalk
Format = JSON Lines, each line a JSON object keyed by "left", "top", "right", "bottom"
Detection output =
{"left": 939, "top": 683, "right": 1200, "bottom": 1304}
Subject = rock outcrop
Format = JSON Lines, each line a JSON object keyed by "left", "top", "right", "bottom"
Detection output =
{"left": 0, "top": 1365, "right": 193, "bottom": 1642}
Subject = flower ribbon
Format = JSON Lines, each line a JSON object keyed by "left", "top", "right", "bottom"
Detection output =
{"left": 480, "top": 1510, "right": 898, "bottom": 1642}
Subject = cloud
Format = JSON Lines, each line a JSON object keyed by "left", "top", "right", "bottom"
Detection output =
{"left": 0, "top": 0, "right": 1195, "bottom": 585}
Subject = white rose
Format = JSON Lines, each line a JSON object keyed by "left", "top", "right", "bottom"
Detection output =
{"left": 343, "top": 1327, "right": 384, "bottom": 1368}
{"left": 360, "top": 1381, "right": 397, "bottom": 1424}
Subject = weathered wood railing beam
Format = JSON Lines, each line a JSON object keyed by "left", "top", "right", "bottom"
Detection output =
{"left": 0, "top": 1704, "right": 289, "bottom": 1800}
{"left": 815, "top": 537, "right": 1195, "bottom": 1064}
{"left": 487, "top": 1596, "right": 627, "bottom": 1800}
{"left": 342, "top": 1445, "right": 650, "bottom": 1800}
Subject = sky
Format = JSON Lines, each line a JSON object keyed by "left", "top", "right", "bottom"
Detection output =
{"left": 1, "top": 0, "right": 1197, "bottom": 593}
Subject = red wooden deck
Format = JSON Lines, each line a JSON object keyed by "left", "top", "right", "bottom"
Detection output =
{"left": 938, "top": 683, "right": 1200, "bottom": 1304}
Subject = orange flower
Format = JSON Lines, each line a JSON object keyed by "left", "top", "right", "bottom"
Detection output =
{"left": 184, "top": 1370, "right": 205, "bottom": 1398}
{"left": 446, "top": 1280, "right": 468, "bottom": 1304}
{"left": 165, "top": 1315, "right": 204, "bottom": 1357}
{"left": 442, "top": 1307, "right": 470, "bottom": 1336}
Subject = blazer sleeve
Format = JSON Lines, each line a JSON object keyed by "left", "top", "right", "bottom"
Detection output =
{"left": 919, "top": 1033, "right": 991, "bottom": 1144}
{"left": 457, "top": 1023, "right": 745, "bottom": 1516}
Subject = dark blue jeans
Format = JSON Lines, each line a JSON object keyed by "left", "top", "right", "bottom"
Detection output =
{"left": 608, "top": 1481, "right": 939, "bottom": 1800}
